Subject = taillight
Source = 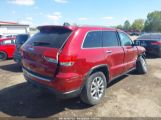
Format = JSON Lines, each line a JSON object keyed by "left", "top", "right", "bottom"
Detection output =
{"left": 43, "top": 56, "right": 58, "bottom": 64}
{"left": 59, "top": 55, "right": 77, "bottom": 67}
{"left": 151, "top": 41, "right": 161, "bottom": 45}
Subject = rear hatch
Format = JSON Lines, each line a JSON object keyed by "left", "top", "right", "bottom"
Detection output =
{"left": 22, "top": 26, "right": 72, "bottom": 80}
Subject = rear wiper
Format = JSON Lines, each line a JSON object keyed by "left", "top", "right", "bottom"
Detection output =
{"left": 33, "top": 42, "right": 50, "bottom": 46}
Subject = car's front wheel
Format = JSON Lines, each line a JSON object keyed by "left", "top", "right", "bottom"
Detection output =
{"left": 0, "top": 52, "right": 7, "bottom": 61}
{"left": 158, "top": 52, "right": 161, "bottom": 58}
{"left": 136, "top": 56, "right": 148, "bottom": 74}
{"left": 80, "top": 72, "right": 107, "bottom": 106}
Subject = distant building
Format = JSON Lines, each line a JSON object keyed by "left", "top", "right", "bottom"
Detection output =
{"left": 0, "top": 21, "right": 29, "bottom": 36}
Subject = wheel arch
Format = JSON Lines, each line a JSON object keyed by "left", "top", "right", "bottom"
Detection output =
{"left": 0, "top": 51, "right": 8, "bottom": 60}
{"left": 136, "top": 46, "right": 146, "bottom": 59}
{"left": 85, "top": 64, "right": 110, "bottom": 85}
{"left": 137, "top": 52, "right": 146, "bottom": 62}
{"left": 0, "top": 51, "right": 8, "bottom": 56}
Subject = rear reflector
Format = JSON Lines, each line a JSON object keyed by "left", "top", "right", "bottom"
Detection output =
{"left": 151, "top": 41, "right": 161, "bottom": 45}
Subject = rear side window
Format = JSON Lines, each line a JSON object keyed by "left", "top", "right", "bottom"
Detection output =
{"left": 83, "top": 31, "right": 102, "bottom": 48}
{"left": 102, "top": 31, "right": 119, "bottom": 47}
{"left": 26, "top": 27, "right": 72, "bottom": 48}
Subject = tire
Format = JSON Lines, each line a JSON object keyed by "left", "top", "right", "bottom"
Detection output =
{"left": 80, "top": 72, "right": 107, "bottom": 106}
{"left": 158, "top": 52, "right": 161, "bottom": 58}
{"left": 0, "top": 52, "right": 7, "bottom": 61}
{"left": 136, "top": 56, "right": 148, "bottom": 74}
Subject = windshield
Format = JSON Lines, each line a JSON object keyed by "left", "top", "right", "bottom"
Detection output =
{"left": 25, "top": 27, "right": 72, "bottom": 48}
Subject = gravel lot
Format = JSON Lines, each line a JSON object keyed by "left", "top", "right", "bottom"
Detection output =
{"left": 0, "top": 58, "right": 161, "bottom": 118}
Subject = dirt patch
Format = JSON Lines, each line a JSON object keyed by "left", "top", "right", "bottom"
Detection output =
{"left": 0, "top": 59, "right": 161, "bottom": 118}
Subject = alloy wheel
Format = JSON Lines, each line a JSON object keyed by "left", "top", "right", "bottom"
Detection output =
{"left": 90, "top": 76, "right": 105, "bottom": 100}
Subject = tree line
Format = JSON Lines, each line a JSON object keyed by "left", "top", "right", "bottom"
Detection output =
{"left": 116, "top": 11, "right": 161, "bottom": 32}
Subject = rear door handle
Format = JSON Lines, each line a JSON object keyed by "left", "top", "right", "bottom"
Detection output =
{"left": 106, "top": 50, "right": 112, "bottom": 54}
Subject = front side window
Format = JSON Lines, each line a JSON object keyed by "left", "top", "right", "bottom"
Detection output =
{"left": 102, "top": 31, "right": 119, "bottom": 47}
{"left": 119, "top": 32, "right": 133, "bottom": 46}
{"left": 83, "top": 31, "right": 102, "bottom": 48}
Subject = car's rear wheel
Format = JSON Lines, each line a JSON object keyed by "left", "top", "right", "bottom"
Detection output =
{"left": 136, "top": 56, "right": 147, "bottom": 74}
{"left": 0, "top": 52, "right": 7, "bottom": 61}
{"left": 80, "top": 72, "right": 107, "bottom": 106}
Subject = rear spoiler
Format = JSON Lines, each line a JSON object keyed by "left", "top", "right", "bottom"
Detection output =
{"left": 37, "top": 25, "right": 78, "bottom": 31}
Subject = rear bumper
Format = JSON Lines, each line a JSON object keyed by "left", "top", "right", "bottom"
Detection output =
{"left": 23, "top": 68, "right": 83, "bottom": 99}
{"left": 25, "top": 76, "right": 81, "bottom": 99}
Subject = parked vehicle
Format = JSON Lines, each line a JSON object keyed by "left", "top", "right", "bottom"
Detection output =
{"left": 14, "top": 34, "right": 30, "bottom": 64}
{"left": 5, "top": 35, "right": 17, "bottom": 38}
{"left": 21, "top": 25, "right": 147, "bottom": 105}
{"left": 130, "top": 32, "right": 140, "bottom": 36}
{"left": 0, "top": 37, "right": 16, "bottom": 60}
{"left": 125, "top": 30, "right": 141, "bottom": 36}
{"left": 135, "top": 33, "right": 161, "bottom": 57}
{"left": 0, "top": 34, "right": 17, "bottom": 39}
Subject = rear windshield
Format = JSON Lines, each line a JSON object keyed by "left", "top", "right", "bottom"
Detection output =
{"left": 16, "top": 35, "right": 29, "bottom": 44}
{"left": 26, "top": 27, "right": 72, "bottom": 48}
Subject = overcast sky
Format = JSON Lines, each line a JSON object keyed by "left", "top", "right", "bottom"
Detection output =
{"left": 0, "top": 0, "right": 161, "bottom": 27}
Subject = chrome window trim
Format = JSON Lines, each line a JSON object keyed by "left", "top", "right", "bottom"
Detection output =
{"left": 63, "top": 89, "right": 80, "bottom": 94}
{"left": 81, "top": 30, "right": 120, "bottom": 49}
{"left": 23, "top": 68, "right": 52, "bottom": 82}
{"left": 81, "top": 30, "right": 102, "bottom": 49}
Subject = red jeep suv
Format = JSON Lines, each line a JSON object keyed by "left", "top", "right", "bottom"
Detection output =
{"left": 21, "top": 25, "right": 147, "bottom": 105}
